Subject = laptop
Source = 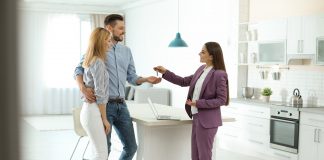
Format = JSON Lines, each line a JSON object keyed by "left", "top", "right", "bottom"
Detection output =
{"left": 147, "top": 97, "right": 181, "bottom": 120}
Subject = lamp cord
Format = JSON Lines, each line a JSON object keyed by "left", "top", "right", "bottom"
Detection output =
{"left": 177, "top": 0, "right": 179, "bottom": 32}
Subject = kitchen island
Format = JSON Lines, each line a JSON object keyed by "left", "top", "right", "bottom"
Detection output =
{"left": 127, "top": 102, "right": 235, "bottom": 160}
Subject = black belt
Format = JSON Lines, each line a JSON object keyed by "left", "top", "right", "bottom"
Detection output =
{"left": 108, "top": 98, "right": 125, "bottom": 104}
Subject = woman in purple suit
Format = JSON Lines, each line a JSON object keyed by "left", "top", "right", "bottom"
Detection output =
{"left": 154, "top": 41, "right": 229, "bottom": 160}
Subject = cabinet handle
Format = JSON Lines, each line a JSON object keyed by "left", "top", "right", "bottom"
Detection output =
{"left": 300, "top": 40, "right": 304, "bottom": 53}
{"left": 274, "top": 152, "right": 291, "bottom": 159}
{"left": 271, "top": 118, "right": 294, "bottom": 123}
{"left": 308, "top": 118, "right": 324, "bottom": 123}
{"left": 224, "top": 133, "right": 238, "bottom": 138}
{"left": 318, "top": 129, "right": 321, "bottom": 143}
{"left": 298, "top": 40, "right": 301, "bottom": 53}
{"left": 230, "top": 107, "right": 238, "bottom": 110}
{"left": 248, "top": 109, "right": 264, "bottom": 114}
{"left": 248, "top": 122, "right": 263, "bottom": 127}
{"left": 314, "top": 129, "right": 318, "bottom": 142}
{"left": 248, "top": 139, "right": 263, "bottom": 145}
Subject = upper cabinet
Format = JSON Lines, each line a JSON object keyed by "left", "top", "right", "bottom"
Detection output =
{"left": 241, "top": 13, "right": 324, "bottom": 66}
{"left": 287, "top": 16, "right": 317, "bottom": 55}
{"left": 317, "top": 37, "right": 324, "bottom": 65}
{"left": 253, "top": 19, "right": 287, "bottom": 64}
{"left": 316, "top": 14, "right": 324, "bottom": 37}
{"left": 257, "top": 19, "right": 287, "bottom": 41}
{"left": 258, "top": 41, "right": 286, "bottom": 64}
{"left": 316, "top": 14, "right": 324, "bottom": 65}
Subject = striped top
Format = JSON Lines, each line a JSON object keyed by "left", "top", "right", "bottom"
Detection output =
{"left": 83, "top": 58, "right": 109, "bottom": 104}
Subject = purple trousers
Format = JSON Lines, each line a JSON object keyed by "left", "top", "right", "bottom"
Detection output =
{"left": 191, "top": 114, "right": 218, "bottom": 160}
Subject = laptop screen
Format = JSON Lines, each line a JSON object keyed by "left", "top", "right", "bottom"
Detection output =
{"left": 147, "top": 97, "right": 159, "bottom": 118}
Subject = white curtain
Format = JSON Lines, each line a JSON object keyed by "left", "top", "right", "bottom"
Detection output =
{"left": 19, "top": 11, "right": 91, "bottom": 115}
{"left": 90, "top": 14, "right": 107, "bottom": 29}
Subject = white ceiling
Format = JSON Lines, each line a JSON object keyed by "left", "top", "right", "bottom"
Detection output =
{"left": 22, "top": 0, "right": 155, "bottom": 7}
{"left": 20, "top": 0, "right": 164, "bottom": 12}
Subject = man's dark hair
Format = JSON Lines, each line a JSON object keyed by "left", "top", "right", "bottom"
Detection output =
{"left": 104, "top": 14, "right": 124, "bottom": 27}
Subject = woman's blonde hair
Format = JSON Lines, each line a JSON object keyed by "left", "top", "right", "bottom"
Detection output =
{"left": 82, "top": 27, "right": 110, "bottom": 68}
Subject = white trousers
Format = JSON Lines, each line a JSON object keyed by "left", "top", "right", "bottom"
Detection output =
{"left": 80, "top": 102, "right": 108, "bottom": 160}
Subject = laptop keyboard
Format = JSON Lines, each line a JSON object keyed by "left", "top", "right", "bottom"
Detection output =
{"left": 159, "top": 115, "right": 171, "bottom": 119}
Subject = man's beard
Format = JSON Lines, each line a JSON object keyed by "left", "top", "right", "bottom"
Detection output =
{"left": 113, "top": 35, "right": 123, "bottom": 42}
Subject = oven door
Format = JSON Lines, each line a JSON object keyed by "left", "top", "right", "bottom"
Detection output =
{"left": 270, "top": 116, "right": 299, "bottom": 153}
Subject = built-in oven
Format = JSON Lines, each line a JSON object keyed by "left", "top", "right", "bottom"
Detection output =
{"left": 270, "top": 107, "right": 299, "bottom": 153}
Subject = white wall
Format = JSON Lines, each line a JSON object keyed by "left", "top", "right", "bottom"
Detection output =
{"left": 124, "top": 0, "right": 238, "bottom": 108}
{"left": 248, "top": 67, "right": 324, "bottom": 106}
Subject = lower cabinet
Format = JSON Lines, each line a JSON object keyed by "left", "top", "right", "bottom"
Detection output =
{"left": 217, "top": 102, "right": 298, "bottom": 160}
{"left": 299, "top": 112, "right": 324, "bottom": 160}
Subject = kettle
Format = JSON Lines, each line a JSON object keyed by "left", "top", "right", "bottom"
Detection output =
{"left": 290, "top": 88, "right": 303, "bottom": 107}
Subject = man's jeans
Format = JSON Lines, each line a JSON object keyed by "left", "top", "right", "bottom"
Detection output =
{"left": 106, "top": 101, "right": 137, "bottom": 160}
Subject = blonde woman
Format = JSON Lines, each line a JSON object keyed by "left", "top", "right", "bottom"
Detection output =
{"left": 80, "top": 27, "right": 111, "bottom": 160}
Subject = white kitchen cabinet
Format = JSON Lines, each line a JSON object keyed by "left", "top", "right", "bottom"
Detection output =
{"left": 264, "top": 149, "right": 298, "bottom": 160}
{"left": 253, "top": 19, "right": 287, "bottom": 64}
{"left": 219, "top": 102, "right": 271, "bottom": 159}
{"left": 299, "top": 112, "right": 324, "bottom": 160}
{"left": 257, "top": 19, "right": 287, "bottom": 41}
{"left": 219, "top": 102, "right": 300, "bottom": 160}
{"left": 317, "top": 129, "right": 324, "bottom": 160}
{"left": 287, "top": 16, "right": 317, "bottom": 55}
{"left": 257, "top": 40, "right": 286, "bottom": 64}
{"left": 316, "top": 14, "right": 324, "bottom": 64}
{"left": 316, "top": 14, "right": 324, "bottom": 37}
{"left": 317, "top": 37, "right": 324, "bottom": 65}
{"left": 298, "top": 125, "right": 318, "bottom": 160}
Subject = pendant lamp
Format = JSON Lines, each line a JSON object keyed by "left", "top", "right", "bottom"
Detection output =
{"left": 168, "top": 0, "right": 188, "bottom": 47}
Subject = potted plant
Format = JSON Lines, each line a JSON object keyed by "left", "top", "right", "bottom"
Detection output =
{"left": 261, "top": 87, "right": 272, "bottom": 102}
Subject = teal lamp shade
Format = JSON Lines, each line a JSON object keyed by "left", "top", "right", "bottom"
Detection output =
{"left": 168, "top": 32, "right": 188, "bottom": 47}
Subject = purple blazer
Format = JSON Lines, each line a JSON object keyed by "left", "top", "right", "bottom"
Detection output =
{"left": 162, "top": 65, "right": 228, "bottom": 128}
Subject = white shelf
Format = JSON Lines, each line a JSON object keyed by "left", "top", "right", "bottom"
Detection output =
{"left": 239, "top": 22, "right": 249, "bottom": 25}
{"left": 237, "top": 63, "right": 257, "bottom": 66}
{"left": 239, "top": 22, "right": 258, "bottom": 25}
{"left": 238, "top": 41, "right": 258, "bottom": 44}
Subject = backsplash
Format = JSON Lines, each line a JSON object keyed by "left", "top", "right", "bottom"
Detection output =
{"left": 247, "top": 66, "right": 324, "bottom": 107}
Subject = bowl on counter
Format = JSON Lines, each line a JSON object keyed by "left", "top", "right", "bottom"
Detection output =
{"left": 242, "top": 87, "right": 254, "bottom": 99}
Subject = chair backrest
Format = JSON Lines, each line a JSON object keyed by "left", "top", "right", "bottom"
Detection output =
{"left": 72, "top": 107, "right": 87, "bottom": 137}
{"left": 134, "top": 88, "right": 171, "bottom": 106}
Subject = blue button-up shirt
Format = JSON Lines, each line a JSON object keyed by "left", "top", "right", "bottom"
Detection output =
{"left": 74, "top": 43, "right": 140, "bottom": 99}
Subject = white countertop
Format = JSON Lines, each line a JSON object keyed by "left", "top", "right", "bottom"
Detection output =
{"left": 126, "top": 102, "right": 235, "bottom": 126}
{"left": 299, "top": 107, "right": 324, "bottom": 114}
{"left": 231, "top": 98, "right": 324, "bottom": 112}
{"left": 231, "top": 98, "right": 279, "bottom": 108}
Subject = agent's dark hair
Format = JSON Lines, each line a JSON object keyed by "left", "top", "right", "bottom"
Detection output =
{"left": 104, "top": 14, "right": 124, "bottom": 27}
{"left": 204, "top": 41, "right": 229, "bottom": 105}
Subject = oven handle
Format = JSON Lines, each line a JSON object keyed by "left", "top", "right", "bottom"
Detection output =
{"left": 271, "top": 118, "right": 296, "bottom": 123}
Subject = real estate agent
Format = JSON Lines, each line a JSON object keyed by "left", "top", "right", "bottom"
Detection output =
{"left": 154, "top": 41, "right": 229, "bottom": 160}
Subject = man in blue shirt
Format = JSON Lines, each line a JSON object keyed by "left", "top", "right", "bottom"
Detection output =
{"left": 74, "top": 14, "right": 161, "bottom": 160}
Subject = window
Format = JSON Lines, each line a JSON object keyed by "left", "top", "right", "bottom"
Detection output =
{"left": 19, "top": 11, "right": 92, "bottom": 114}
{"left": 42, "top": 13, "right": 91, "bottom": 88}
